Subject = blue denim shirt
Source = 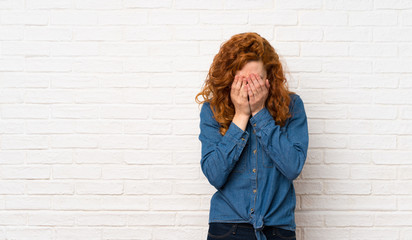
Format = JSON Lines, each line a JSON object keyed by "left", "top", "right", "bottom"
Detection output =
{"left": 198, "top": 93, "right": 309, "bottom": 240}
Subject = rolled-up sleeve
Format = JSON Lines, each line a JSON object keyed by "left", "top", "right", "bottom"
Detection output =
{"left": 249, "top": 94, "right": 309, "bottom": 181}
{"left": 198, "top": 102, "right": 249, "bottom": 189}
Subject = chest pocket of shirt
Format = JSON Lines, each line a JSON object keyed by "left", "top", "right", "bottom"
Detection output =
{"left": 232, "top": 145, "right": 248, "bottom": 173}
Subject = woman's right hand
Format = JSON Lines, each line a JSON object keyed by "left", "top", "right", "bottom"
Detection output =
{"left": 230, "top": 74, "right": 251, "bottom": 117}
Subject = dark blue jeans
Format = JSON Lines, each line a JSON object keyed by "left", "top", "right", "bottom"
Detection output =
{"left": 207, "top": 222, "right": 296, "bottom": 240}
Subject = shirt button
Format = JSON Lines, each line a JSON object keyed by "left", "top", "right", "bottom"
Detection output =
{"left": 253, "top": 123, "right": 256, "bottom": 127}
{"left": 253, "top": 149, "right": 257, "bottom": 154}
{"left": 252, "top": 168, "right": 256, "bottom": 173}
{"left": 253, "top": 189, "right": 256, "bottom": 193}
{"left": 253, "top": 130, "right": 256, "bottom": 134}
{"left": 251, "top": 208, "right": 254, "bottom": 212}
{"left": 241, "top": 137, "right": 245, "bottom": 141}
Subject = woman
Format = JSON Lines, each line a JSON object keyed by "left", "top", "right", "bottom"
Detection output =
{"left": 195, "top": 32, "right": 309, "bottom": 240}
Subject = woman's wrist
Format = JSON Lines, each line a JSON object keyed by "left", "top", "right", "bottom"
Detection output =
{"left": 232, "top": 113, "right": 250, "bottom": 131}
{"left": 251, "top": 106, "right": 264, "bottom": 117}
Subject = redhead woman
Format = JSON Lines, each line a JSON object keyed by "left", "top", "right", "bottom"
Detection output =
{"left": 195, "top": 32, "right": 309, "bottom": 240}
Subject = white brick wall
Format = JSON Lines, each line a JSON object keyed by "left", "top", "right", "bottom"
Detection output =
{"left": 0, "top": 0, "right": 411, "bottom": 239}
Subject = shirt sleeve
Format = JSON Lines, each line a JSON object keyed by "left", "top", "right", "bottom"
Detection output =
{"left": 249, "top": 94, "right": 309, "bottom": 181}
{"left": 198, "top": 102, "right": 250, "bottom": 190}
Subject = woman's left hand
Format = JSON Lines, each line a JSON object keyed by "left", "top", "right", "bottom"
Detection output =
{"left": 246, "top": 73, "right": 270, "bottom": 116}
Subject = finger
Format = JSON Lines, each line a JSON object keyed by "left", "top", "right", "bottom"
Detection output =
{"left": 247, "top": 81, "right": 254, "bottom": 100}
{"left": 235, "top": 75, "right": 243, "bottom": 92}
{"left": 256, "top": 74, "right": 265, "bottom": 90}
{"left": 247, "top": 76, "right": 257, "bottom": 100}
{"left": 247, "top": 74, "right": 258, "bottom": 95}
{"left": 233, "top": 76, "right": 241, "bottom": 96}
{"left": 242, "top": 76, "right": 249, "bottom": 95}
{"left": 231, "top": 76, "right": 238, "bottom": 95}
{"left": 231, "top": 75, "right": 238, "bottom": 89}
{"left": 248, "top": 75, "right": 258, "bottom": 96}
{"left": 251, "top": 74, "right": 262, "bottom": 93}
{"left": 241, "top": 78, "right": 248, "bottom": 98}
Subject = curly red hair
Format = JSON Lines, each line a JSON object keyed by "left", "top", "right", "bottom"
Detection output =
{"left": 195, "top": 32, "right": 295, "bottom": 136}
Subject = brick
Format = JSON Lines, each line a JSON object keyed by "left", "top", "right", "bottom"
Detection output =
{"left": 306, "top": 105, "right": 347, "bottom": 119}
{"left": 308, "top": 134, "right": 348, "bottom": 149}
{"left": 151, "top": 196, "right": 200, "bottom": 210}
{"left": 324, "top": 0, "right": 372, "bottom": 10}
{"left": 124, "top": 181, "right": 173, "bottom": 195}
{"left": 324, "top": 120, "right": 372, "bottom": 134}
{"left": 102, "top": 166, "right": 149, "bottom": 179}
{"left": 124, "top": 0, "right": 172, "bottom": 8}
{"left": 373, "top": 151, "right": 412, "bottom": 165}
{"left": 6, "top": 196, "right": 51, "bottom": 209}
{"left": 294, "top": 181, "right": 322, "bottom": 194}
{"left": 349, "top": 11, "right": 398, "bottom": 26}
{"left": 300, "top": 11, "right": 347, "bottom": 25}
{"left": 101, "top": 196, "right": 150, "bottom": 210}
{"left": 26, "top": 0, "right": 72, "bottom": 9}
{"left": 373, "top": 181, "right": 412, "bottom": 194}
{"left": 276, "top": 27, "right": 323, "bottom": 41}
{"left": 301, "top": 164, "right": 350, "bottom": 179}
{"left": 324, "top": 150, "right": 371, "bottom": 164}
{"left": 76, "top": 213, "right": 126, "bottom": 226}
{"left": 301, "top": 42, "right": 348, "bottom": 57}
{"left": 56, "top": 228, "right": 101, "bottom": 240}
{"left": 305, "top": 228, "right": 350, "bottom": 240}
{"left": 51, "top": 11, "right": 98, "bottom": 25}
{"left": 375, "top": 213, "right": 412, "bottom": 226}
{"left": 324, "top": 27, "right": 371, "bottom": 42}
{"left": 351, "top": 166, "right": 397, "bottom": 179}
{"left": 28, "top": 212, "right": 75, "bottom": 226}
{"left": 127, "top": 212, "right": 175, "bottom": 225}
{"left": 375, "top": 60, "right": 412, "bottom": 73}
{"left": 75, "top": 182, "right": 123, "bottom": 195}
{"left": 150, "top": 11, "right": 198, "bottom": 25}
{"left": 323, "top": 181, "right": 371, "bottom": 194}
{"left": 374, "top": 28, "right": 412, "bottom": 42}
{"left": 325, "top": 213, "right": 373, "bottom": 226}
{"left": 174, "top": 0, "right": 223, "bottom": 10}
{"left": 102, "top": 228, "right": 151, "bottom": 239}
{"left": 75, "top": 0, "right": 122, "bottom": 9}
{"left": 27, "top": 181, "right": 74, "bottom": 194}
{"left": 25, "top": 27, "right": 71, "bottom": 40}
{"left": 349, "top": 135, "right": 396, "bottom": 149}
{"left": 249, "top": 11, "right": 297, "bottom": 25}
{"left": 350, "top": 43, "right": 397, "bottom": 57}
{"left": 349, "top": 105, "right": 397, "bottom": 120}
{"left": 374, "top": 0, "right": 412, "bottom": 9}
{"left": 323, "top": 59, "right": 372, "bottom": 73}
{"left": 200, "top": 12, "right": 247, "bottom": 25}
{"left": 175, "top": 26, "right": 222, "bottom": 40}
{"left": 151, "top": 166, "right": 199, "bottom": 179}
{"left": 98, "top": 11, "right": 147, "bottom": 25}
{"left": 301, "top": 196, "right": 396, "bottom": 210}
{"left": 276, "top": 0, "right": 322, "bottom": 10}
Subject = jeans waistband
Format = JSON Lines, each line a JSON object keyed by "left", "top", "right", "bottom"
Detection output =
{"left": 237, "top": 223, "right": 270, "bottom": 229}
{"left": 236, "top": 223, "right": 288, "bottom": 232}
{"left": 236, "top": 223, "right": 254, "bottom": 228}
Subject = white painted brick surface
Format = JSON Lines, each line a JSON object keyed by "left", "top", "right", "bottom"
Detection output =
{"left": 0, "top": 0, "right": 411, "bottom": 239}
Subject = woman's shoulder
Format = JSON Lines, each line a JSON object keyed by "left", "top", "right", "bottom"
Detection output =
{"left": 200, "top": 101, "right": 215, "bottom": 119}
{"left": 289, "top": 93, "right": 305, "bottom": 119}
{"left": 289, "top": 92, "right": 302, "bottom": 103}
{"left": 288, "top": 92, "right": 302, "bottom": 108}
{"left": 201, "top": 101, "right": 212, "bottom": 112}
{"left": 288, "top": 93, "right": 305, "bottom": 118}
